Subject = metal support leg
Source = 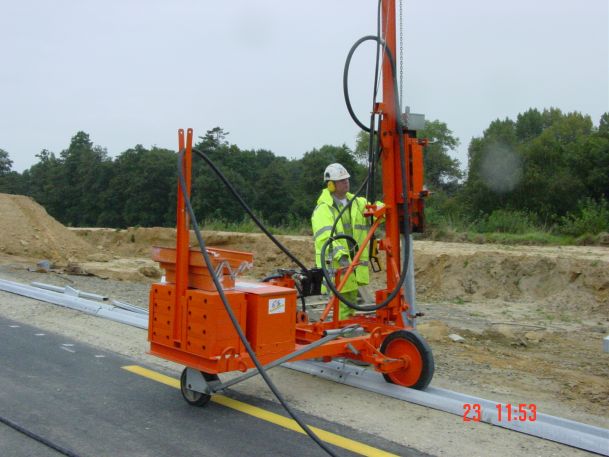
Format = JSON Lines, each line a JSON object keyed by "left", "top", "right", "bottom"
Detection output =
{"left": 402, "top": 234, "right": 417, "bottom": 327}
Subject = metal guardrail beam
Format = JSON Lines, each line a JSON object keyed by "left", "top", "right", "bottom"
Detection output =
{"left": 31, "top": 282, "right": 109, "bottom": 302}
{"left": 0, "top": 279, "right": 147, "bottom": 329}
{"left": 283, "top": 360, "right": 609, "bottom": 455}
{"left": 111, "top": 299, "right": 148, "bottom": 315}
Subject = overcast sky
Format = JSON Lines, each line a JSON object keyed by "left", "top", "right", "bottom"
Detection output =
{"left": 1, "top": 0, "right": 607, "bottom": 173}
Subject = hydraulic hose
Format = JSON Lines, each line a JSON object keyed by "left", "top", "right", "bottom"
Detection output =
{"left": 177, "top": 150, "right": 338, "bottom": 457}
{"left": 0, "top": 414, "right": 80, "bottom": 457}
{"left": 366, "top": 0, "right": 383, "bottom": 203}
{"left": 343, "top": 36, "right": 373, "bottom": 132}
{"left": 192, "top": 148, "right": 310, "bottom": 274}
{"left": 329, "top": 33, "right": 412, "bottom": 313}
{"left": 328, "top": 174, "right": 370, "bottom": 241}
{"left": 342, "top": 0, "right": 383, "bottom": 132}
{"left": 192, "top": 147, "right": 312, "bottom": 313}
{"left": 261, "top": 272, "right": 307, "bottom": 313}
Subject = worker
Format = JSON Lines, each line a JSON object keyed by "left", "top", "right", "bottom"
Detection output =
{"left": 311, "top": 163, "right": 371, "bottom": 320}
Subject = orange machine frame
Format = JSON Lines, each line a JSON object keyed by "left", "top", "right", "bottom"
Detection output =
{"left": 148, "top": 0, "right": 428, "bottom": 385}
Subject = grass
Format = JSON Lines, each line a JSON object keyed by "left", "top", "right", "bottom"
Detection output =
{"left": 464, "top": 231, "right": 575, "bottom": 245}
{"left": 423, "top": 203, "right": 608, "bottom": 246}
{"left": 195, "top": 205, "right": 606, "bottom": 246}
{"left": 420, "top": 228, "right": 575, "bottom": 246}
{"left": 200, "top": 219, "right": 590, "bottom": 245}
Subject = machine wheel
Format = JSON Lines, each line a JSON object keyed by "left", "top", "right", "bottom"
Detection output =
{"left": 380, "top": 330, "right": 434, "bottom": 390}
{"left": 180, "top": 368, "right": 219, "bottom": 407}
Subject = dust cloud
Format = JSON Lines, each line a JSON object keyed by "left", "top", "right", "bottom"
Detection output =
{"left": 480, "top": 142, "right": 523, "bottom": 193}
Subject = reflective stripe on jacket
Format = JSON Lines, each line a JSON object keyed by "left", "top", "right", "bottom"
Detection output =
{"left": 311, "top": 189, "right": 370, "bottom": 293}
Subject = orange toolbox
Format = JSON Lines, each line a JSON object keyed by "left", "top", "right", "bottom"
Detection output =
{"left": 237, "top": 281, "right": 297, "bottom": 363}
{"left": 148, "top": 246, "right": 296, "bottom": 373}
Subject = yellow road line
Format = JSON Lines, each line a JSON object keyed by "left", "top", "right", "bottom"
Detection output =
{"left": 122, "top": 365, "right": 399, "bottom": 457}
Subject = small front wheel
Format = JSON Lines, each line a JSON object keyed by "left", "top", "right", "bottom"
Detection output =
{"left": 180, "top": 368, "right": 219, "bottom": 407}
{"left": 380, "top": 330, "right": 434, "bottom": 390}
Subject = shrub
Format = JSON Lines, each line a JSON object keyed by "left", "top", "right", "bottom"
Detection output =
{"left": 474, "top": 209, "right": 537, "bottom": 234}
{"left": 559, "top": 198, "right": 609, "bottom": 236}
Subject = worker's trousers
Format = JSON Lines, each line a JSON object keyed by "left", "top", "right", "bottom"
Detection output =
{"left": 338, "top": 290, "right": 358, "bottom": 320}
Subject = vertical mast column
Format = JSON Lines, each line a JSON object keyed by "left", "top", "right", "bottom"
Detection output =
{"left": 380, "top": 0, "right": 403, "bottom": 307}
{"left": 173, "top": 128, "right": 193, "bottom": 345}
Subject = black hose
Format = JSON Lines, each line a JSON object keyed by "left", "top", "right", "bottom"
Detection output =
{"left": 0, "top": 414, "right": 80, "bottom": 457}
{"left": 262, "top": 272, "right": 307, "bottom": 313}
{"left": 177, "top": 150, "right": 338, "bottom": 457}
{"left": 330, "top": 33, "right": 411, "bottom": 313}
{"left": 366, "top": 0, "right": 383, "bottom": 204}
{"left": 328, "top": 174, "right": 370, "bottom": 240}
{"left": 191, "top": 148, "right": 310, "bottom": 274}
{"left": 365, "top": 113, "right": 377, "bottom": 203}
{"left": 372, "top": 0, "right": 383, "bottom": 104}
{"left": 293, "top": 281, "right": 307, "bottom": 313}
{"left": 343, "top": 36, "right": 378, "bottom": 132}
{"left": 261, "top": 273, "right": 285, "bottom": 282}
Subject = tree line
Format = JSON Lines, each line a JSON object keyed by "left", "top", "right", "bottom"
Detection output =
{"left": 0, "top": 108, "right": 607, "bottom": 238}
{"left": 433, "top": 109, "right": 609, "bottom": 238}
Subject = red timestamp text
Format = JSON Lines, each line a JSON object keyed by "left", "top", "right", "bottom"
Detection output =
{"left": 463, "top": 403, "right": 537, "bottom": 422}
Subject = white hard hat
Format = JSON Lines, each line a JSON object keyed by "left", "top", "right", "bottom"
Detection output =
{"left": 323, "top": 163, "right": 350, "bottom": 182}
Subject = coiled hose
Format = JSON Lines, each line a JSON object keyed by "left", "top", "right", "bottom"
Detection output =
{"left": 324, "top": 34, "right": 412, "bottom": 313}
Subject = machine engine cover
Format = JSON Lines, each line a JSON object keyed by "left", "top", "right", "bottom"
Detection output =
{"left": 236, "top": 281, "right": 297, "bottom": 362}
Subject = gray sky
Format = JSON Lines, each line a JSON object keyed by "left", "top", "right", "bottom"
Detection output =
{"left": 1, "top": 0, "right": 607, "bottom": 173}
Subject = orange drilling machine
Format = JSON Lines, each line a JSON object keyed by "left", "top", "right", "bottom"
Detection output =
{"left": 147, "top": 0, "right": 433, "bottom": 410}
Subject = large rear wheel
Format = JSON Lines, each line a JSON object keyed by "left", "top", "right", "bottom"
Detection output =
{"left": 380, "top": 330, "right": 434, "bottom": 390}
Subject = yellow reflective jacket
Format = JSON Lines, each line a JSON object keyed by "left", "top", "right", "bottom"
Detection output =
{"left": 311, "top": 189, "right": 370, "bottom": 293}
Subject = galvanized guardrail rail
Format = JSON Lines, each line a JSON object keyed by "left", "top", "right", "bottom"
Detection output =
{"left": 284, "top": 360, "right": 609, "bottom": 455}
{"left": 0, "top": 278, "right": 147, "bottom": 329}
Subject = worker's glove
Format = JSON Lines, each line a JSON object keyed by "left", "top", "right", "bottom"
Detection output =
{"left": 338, "top": 256, "right": 350, "bottom": 268}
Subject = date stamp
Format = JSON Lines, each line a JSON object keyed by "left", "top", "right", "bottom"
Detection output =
{"left": 463, "top": 403, "right": 537, "bottom": 422}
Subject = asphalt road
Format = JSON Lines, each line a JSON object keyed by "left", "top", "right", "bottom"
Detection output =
{"left": 0, "top": 316, "right": 429, "bottom": 457}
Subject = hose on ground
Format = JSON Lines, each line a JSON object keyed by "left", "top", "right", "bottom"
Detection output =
{"left": 0, "top": 414, "right": 80, "bottom": 457}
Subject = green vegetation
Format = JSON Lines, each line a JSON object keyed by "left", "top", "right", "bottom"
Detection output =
{"left": 0, "top": 108, "right": 607, "bottom": 246}
{"left": 422, "top": 109, "right": 609, "bottom": 244}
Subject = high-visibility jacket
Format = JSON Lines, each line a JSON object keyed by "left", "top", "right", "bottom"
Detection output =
{"left": 311, "top": 189, "right": 371, "bottom": 293}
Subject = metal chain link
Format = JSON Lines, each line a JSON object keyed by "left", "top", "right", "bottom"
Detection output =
{"left": 399, "top": 0, "right": 404, "bottom": 110}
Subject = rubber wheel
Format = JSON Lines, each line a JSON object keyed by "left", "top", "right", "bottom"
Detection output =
{"left": 380, "top": 330, "right": 434, "bottom": 390}
{"left": 180, "top": 368, "right": 219, "bottom": 407}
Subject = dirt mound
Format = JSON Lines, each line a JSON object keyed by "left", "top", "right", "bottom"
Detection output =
{"left": 414, "top": 242, "right": 609, "bottom": 316}
{"left": 71, "top": 227, "right": 178, "bottom": 258}
{"left": 71, "top": 228, "right": 609, "bottom": 315}
{"left": 0, "top": 194, "right": 96, "bottom": 262}
{"left": 72, "top": 228, "right": 315, "bottom": 279}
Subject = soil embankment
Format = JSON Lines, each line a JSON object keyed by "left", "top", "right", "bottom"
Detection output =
{"left": 0, "top": 194, "right": 95, "bottom": 261}
{"left": 71, "top": 226, "right": 609, "bottom": 317}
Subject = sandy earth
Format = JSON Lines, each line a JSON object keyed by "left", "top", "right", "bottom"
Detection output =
{"left": 0, "top": 193, "right": 608, "bottom": 456}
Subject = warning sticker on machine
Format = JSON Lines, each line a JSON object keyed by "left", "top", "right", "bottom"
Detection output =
{"left": 268, "top": 298, "right": 286, "bottom": 314}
